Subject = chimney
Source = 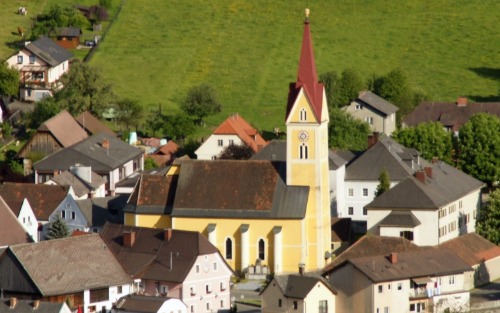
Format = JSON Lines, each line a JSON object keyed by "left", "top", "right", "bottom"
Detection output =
{"left": 456, "top": 97, "right": 467, "bottom": 107}
{"left": 424, "top": 166, "right": 432, "bottom": 178}
{"left": 10, "top": 298, "right": 17, "bottom": 309}
{"left": 33, "top": 300, "right": 40, "bottom": 309}
{"left": 432, "top": 156, "right": 439, "bottom": 164}
{"left": 367, "top": 132, "right": 380, "bottom": 148}
{"left": 415, "top": 171, "right": 426, "bottom": 183}
{"left": 298, "top": 263, "right": 305, "bottom": 276}
{"left": 102, "top": 138, "right": 110, "bottom": 150}
{"left": 165, "top": 228, "right": 173, "bottom": 241}
{"left": 123, "top": 231, "right": 135, "bottom": 248}
{"left": 389, "top": 252, "right": 398, "bottom": 264}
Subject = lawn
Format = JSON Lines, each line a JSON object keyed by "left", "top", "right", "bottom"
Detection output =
{"left": 88, "top": 0, "right": 499, "bottom": 136}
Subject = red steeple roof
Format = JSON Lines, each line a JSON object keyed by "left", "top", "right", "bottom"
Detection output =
{"left": 286, "top": 15, "right": 324, "bottom": 121}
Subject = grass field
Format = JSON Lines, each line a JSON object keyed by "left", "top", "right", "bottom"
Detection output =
{"left": 2, "top": 1, "right": 499, "bottom": 137}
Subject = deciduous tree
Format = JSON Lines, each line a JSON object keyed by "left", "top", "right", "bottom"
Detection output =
{"left": 457, "top": 113, "right": 500, "bottom": 187}
{"left": 28, "top": 96, "right": 61, "bottom": 129}
{"left": 476, "top": 189, "right": 500, "bottom": 244}
{"left": 0, "top": 62, "right": 20, "bottom": 97}
{"left": 218, "top": 143, "right": 254, "bottom": 160}
{"left": 162, "top": 113, "right": 196, "bottom": 141}
{"left": 46, "top": 216, "right": 70, "bottom": 240}
{"left": 115, "top": 98, "right": 144, "bottom": 130}
{"left": 180, "top": 84, "right": 222, "bottom": 124}
{"left": 328, "top": 108, "right": 370, "bottom": 150}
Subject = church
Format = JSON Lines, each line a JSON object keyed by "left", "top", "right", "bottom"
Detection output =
{"left": 124, "top": 10, "right": 332, "bottom": 275}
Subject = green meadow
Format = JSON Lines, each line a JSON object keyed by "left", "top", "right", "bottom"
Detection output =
{"left": 2, "top": 0, "right": 499, "bottom": 136}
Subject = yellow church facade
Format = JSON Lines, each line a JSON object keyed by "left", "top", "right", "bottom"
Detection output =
{"left": 124, "top": 12, "right": 332, "bottom": 275}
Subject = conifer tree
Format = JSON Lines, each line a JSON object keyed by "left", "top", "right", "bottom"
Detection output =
{"left": 375, "top": 169, "right": 390, "bottom": 197}
{"left": 46, "top": 216, "right": 70, "bottom": 240}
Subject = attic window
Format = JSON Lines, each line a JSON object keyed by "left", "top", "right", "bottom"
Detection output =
{"left": 355, "top": 104, "right": 361, "bottom": 110}
{"left": 299, "top": 108, "right": 307, "bottom": 121}
{"left": 17, "top": 55, "right": 23, "bottom": 64}
{"left": 29, "top": 54, "right": 36, "bottom": 64}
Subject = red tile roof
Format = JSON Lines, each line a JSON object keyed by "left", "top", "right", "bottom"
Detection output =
{"left": 213, "top": 114, "right": 267, "bottom": 152}
{"left": 155, "top": 141, "right": 179, "bottom": 156}
{"left": 286, "top": 20, "right": 324, "bottom": 121}
{"left": 439, "top": 233, "right": 500, "bottom": 266}
{"left": 0, "top": 196, "right": 31, "bottom": 246}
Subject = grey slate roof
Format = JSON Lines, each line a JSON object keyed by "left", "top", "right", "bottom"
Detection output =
{"left": 75, "top": 195, "right": 128, "bottom": 226}
{"left": 345, "top": 137, "right": 417, "bottom": 181}
{"left": 24, "top": 37, "right": 72, "bottom": 67}
{"left": 366, "top": 161, "right": 484, "bottom": 210}
{"left": 34, "top": 133, "right": 143, "bottom": 173}
{"left": 115, "top": 295, "right": 181, "bottom": 313}
{"left": 349, "top": 249, "right": 471, "bottom": 283}
{"left": 8, "top": 234, "right": 131, "bottom": 296}
{"left": 0, "top": 299, "right": 67, "bottom": 313}
{"left": 266, "top": 274, "right": 336, "bottom": 299}
{"left": 378, "top": 211, "right": 421, "bottom": 227}
{"left": 51, "top": 170, "right": 105, "bottom": 197}
{"left": 356, "top": 91, "right": 399, "bottom": 116}
{"left": 55, "top": 27, "right": 82, "bottom": 37}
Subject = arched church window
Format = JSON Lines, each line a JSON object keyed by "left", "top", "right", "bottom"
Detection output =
{"left": 299, "top": 108, "right": 307, "bottom": 121}
{"left": 225, "top": 238, "right": 232, "bottom": 260}
{"left": 258, "top": 239, "right": 265, "bottom": 260}
{"left": 299, "top": 143, "right": 309, "bottom": 159}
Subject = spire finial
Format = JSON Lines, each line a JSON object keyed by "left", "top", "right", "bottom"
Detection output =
{"left": 305, "top": 8, "right": 310, "bottom": 23}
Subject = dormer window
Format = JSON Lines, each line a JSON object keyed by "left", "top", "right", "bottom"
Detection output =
{"left": 299, "top": 108, "right": 307, "bottom": 122}
{"left": 355, "top": 104, "right": 362, "bottom": 110}
{"left": 29, "top": 54, "right": 36, "bottom": 64}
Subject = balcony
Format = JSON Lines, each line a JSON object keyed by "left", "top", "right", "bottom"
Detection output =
{"left": 409, "top": 288, "right": 441, "bottom": 299}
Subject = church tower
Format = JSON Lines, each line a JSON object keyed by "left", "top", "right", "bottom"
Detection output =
{"left": 285, "top": 9, "right": 331, "bottom": 270}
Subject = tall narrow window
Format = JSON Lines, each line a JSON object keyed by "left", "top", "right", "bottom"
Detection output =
{"left": 299, "top": 144, "right": 308, "bottom": 159}
{"left": 258, "top": 239, "right": 265, "bottom": 260}
{"left": 225, "top": 238, "right": 232, "bottom": 260}
{"left": 299, "top": 108, "right": 307, "bottom": 121}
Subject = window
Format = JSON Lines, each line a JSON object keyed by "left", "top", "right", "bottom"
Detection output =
{"left": 23, "top": 217, "right": 26, "bottom": 223}
{"left": 33, "top": 72, "right": 44, "bottom": 80}
{"left": 378, "top": 285, "right": 383, "bottom": 293}
{"left": 384, "top": 307, "right": 389, "bottom": 313}
{"left": 206, "top": 302, "right": 210, "bottom": 310}
{"left": 71, "top": 211, "right": 76, "bottom": 220}
{"left": 27, "top": 89, "right": 32, "bottom": 97}
{"left": 206, "top": 284, "right": 212, "bottom": 293}
{"left": 299, "top": 143, "right": 308, "bottom": 159}
{"left": 278, "top": 299, "right": 282, "bottom": 307}
{"left": 117, "top": 286, "right": 122, "bottom": 294}
{"left": 459, "top": 200, "right": 463, "bottom": 209}
{"left": 355, "top": 104, "right": 361, "bottom": 110}
{"left": 293, "top": 301, "right": 298, "bottom": 310}
{"left": 299, "top": 108, "right": 307, "bottom": 121}
{"left": 190, "top": 305, "right": 194, "bottom": 313}
{"left": 89, "top": 288, "right": 109, "bottom": 303}
{"left": 229, "top": 139, "right": 234, "bottom": 145}
{"left": 225, "top": 238, "right": 233, "bottom": 259}
{"left": 363, "top": 188, "right": 368, "bottom": 196}
{"left": 363, "top": 207, "right": 367, "bottom": 215}
{"left": 388, "top": 283, "right": 391, "bottom": 290}
{"left": 17, "top": 55, "right": 23, "bottom": 64}
{"left": 218, "top": 139, "right": 223, "bottom": 146}
{"left": 196, "top": 264, "right": 200, "bottom": 273}
{"left": 410, "top": 304, "right": 415, "bottom": 311}
{"left": 220, "top": 281, "right": 226, "bottom": 291}
{"left": 29, "top": 54, "right": 35, "bottom": 64}
{"left": 61, "top": 210, "right": 66, "bottom": 219}
{"left": 397, "top": 283, "right": 402, "bottom": 290}
{"left": 161, "top": 285, "right": 168, "bottom": 295}
{"left": 258, "top": 239, "right": 265, "bottom": 260}
{"left": 319, "top": 300, "right": 328, "bottom": 313}
{"left": 348, "top": 207, "right": 353, "bottom": 215}
{"left": 220, "top": 300, "right": 224, "bottom": 308}
{"left": 449, "top": 276, "right": 455, "bottom": 284}
{"left": 400, "top": 231, "right": 414, "bottom": 241}
{"left": 213, "top": 262, "right": 217, "bottom": 271}
{"left": 348, "top": 188, "right": 353, "bottom": 197}
{"left": 190, "top": 286, "right": 196, "bottom": 295}
{"left": 365, "top": 117, "right": 374, "bottom": 125}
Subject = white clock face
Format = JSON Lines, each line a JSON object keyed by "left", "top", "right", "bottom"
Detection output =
{"left": 298, "top": 130, "right": 309, "bottom": 142}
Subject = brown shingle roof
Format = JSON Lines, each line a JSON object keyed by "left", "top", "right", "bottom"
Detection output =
{"left": 0, "top": 183, "right": 69, "bottom": 220}
{"left": 100, "top": 224, "right": 224, "bottom": 282}
{"left": 115, "top": 295, "right": 183, "bottom": 313}
{"left": 124, "top": 174, "right": 177, "bottom": 215}
{"left": 0, "top": 299, "right": 67, "bottom": 313}
{"left": 37, "top": 110, "right": 88, "bottom": 147}
{"left": 8, "top": 234, "right": 131, "bottom": 296}
{"left": 0, "top": 197, "right": 31, "bottom": 246}
{"left": 75, "top": 111, "right": 116, "bottom": 136}
{"left": 439, "top": 233, "right": 500, "bottom": 266}
{"left": 323, "top": 236, "right": 423, "bottom": 274}
{"left": 403, "top": 101, "right": 500, "bottom": 132}
{"left": 213, "top": 115, "right": 267, "bottom": 152}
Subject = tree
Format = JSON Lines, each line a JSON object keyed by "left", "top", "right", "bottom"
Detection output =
{"left": 56, "top": 61, "right": 115, "bottom": 117}
{"left": 28, "top": 96, "right": 61, "bottom": 129}
{"left": 320, "top": 71, "right": 339, "bottom": 109}
{"left": 162, "top": 113, "right": 196, "bottom": 141}
{"left": 392, "top": 122, "right": 453, "bottom": 163}
{"left": 144, "top": 157, "right": 159, "bottom": 170}
{"left": 30, "top": 4, "right": 90, "bottom": 40}
{"left": 45, "top": 216, "right": 70, "bottom": 240}
{"left": 115, "top": 98, "right": 144, "bottom": 130}
{"left": 99, "top": 0, "right": 112, "bottom": 9}
{"left": 457, "top": 113, "right": 500, "bottom": 188}
{"left": 180, "top": 84, "right": 222, "bottom": 124}
{"left": 218, "top": 143, "right": 254, "bottom": 160}
{"left": 328, "top": 108, "right": 370, "bottom": 150}
{"left": 179, "top": 138, "right": 201, "bottom": 159}
{"left": 476, "top": 189, "right": 500, "bottom": 245}
{"left": 320, "top": 69, "right": 364, "bottom": 109}
{"left": 0, "top": 62, "right": 19, "bottom": 97}
{"left": 375, "top": 169, "right": 390, "bottom": 197}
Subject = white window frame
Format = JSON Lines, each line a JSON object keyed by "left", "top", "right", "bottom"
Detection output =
{"left": 217, "top": 139, "right": 223, "bottom": 146}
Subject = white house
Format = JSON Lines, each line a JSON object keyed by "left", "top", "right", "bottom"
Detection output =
{"left": 114, "top": 295, "right": 187, "bottom": 313}
{"left": 6, "top": 37, "right": 72, "bottom": 102}
{"left": 195, "top": 114, "right": 267, "bottom": 160}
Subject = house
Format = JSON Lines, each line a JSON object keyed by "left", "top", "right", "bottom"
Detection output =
{"left": 6, "top": 37, "right": 72, "bottom": 102}
{"left": 74, "top": 195, "right": 129, "bottom": 228}
{"left": 51, "top": 27, "right": 82, "bottom": 49}
{"left": 0, "top": 298, "right": 71, "bottom": 313}
{"left": 0, "top": 183, "right": 72, "bottom": 241}
{"left": 123, "top": 12, "right": 333, "bottom": 275}
{"left": 344, "top": 91, "right": 398, "bottom": 136}
{"left": 0, "top": 234, "right": 133, "bottom": 313}
{"left": 100, "top": 224, "right": 234, "bottom": 313}
{"left": 0, "top": 96, "right": 35, "bottom": 126}
{"left": 365, "top": 161, "right": 484, "bottom": 245}
{"left": 75, "top": 111, "right": 116, "bottom": 137}
{"left": 440, "top": 233, "right": 500, "bottom": 289}
{"left": 0, "top": 197, "right": 32, "bottom": 247}
{"left": 195, "top": 114, "right": 267, "bottom": 160}
{"left": 330, "top": 218, "right": 352, "bottom": 257}
{"left": 148, "top": 141, "right": 179, "bottom": 167}
{"left": 260, "top": 273, "right": 336, "bottom": 313}
{"left": 33, "top": 133, "right": 144, "bottom": 193}
{"left": 403, "top": 97, "right": 500, "bottom": 133}
{"left": 325, "top": 249, "right": 472, "bottom": 313}
{"left": 114, "top": 167, "right": 170, "bottom": 195}
{"left": 114, "top": 295, "right": 187, "bottom": 313}
{"left": 46, "top": 165, "right": 107, "bottom": 199}
{"left": 17, "top": 110, "right": 88, "bottom": 172}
